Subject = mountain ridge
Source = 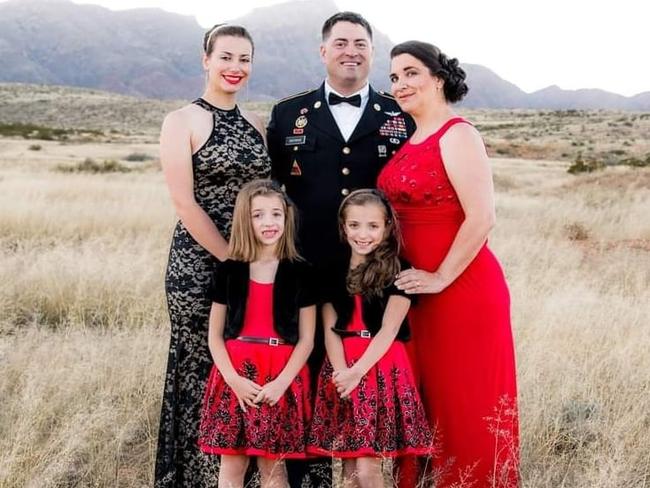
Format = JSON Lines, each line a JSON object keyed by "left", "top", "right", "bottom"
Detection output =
{"left": 0, "top": 0, "right": 648, "bottom": 109}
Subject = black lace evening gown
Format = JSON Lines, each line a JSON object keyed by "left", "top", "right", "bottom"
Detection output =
{"left": 155, "top": 98, "right": 271, "bottom": 487}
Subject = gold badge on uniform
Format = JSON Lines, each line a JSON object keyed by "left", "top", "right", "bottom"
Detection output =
{"left": 291, "top": 160, "right": 302, "bottom": 176}
{"left": 295, "top": 115, "right": 308, "bottom": 128}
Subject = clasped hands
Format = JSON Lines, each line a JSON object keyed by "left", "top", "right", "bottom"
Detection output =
{"left": 225, "top": 374, "right": 290, "bottom": 411}
{"left": 394, "top": 267, "right": 448, "bottom": 294}
{"left": 332, "top": 366, "right": 363, "bottom": 399}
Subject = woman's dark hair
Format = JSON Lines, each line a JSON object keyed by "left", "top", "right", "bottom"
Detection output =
{"left": 391, "top": 40, "right": 468, "bottom": 103}
{"left": 321, "top": 11, "right": 373, "bottom": 41}
{"left": 338, "top": 189, "right": 402, "bottom": 297}
{"left": 203, "top": 24, "right": 254, "bottom": 56}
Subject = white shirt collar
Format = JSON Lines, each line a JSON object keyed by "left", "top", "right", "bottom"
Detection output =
{"left": 324, "top": 80, "right": 370, "bottom": 106}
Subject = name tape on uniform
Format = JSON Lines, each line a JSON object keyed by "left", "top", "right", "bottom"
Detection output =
{"left": 285, "top": 136, "right": 307, "bottom": 146}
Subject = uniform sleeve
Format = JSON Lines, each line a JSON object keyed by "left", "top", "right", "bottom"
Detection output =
{"left": 297, "top": 262, "right": 318, "bottom": 308}
{"left": 267, "top": 104, "right": 289, "bottom": 184}
{"left": 207, "top": 261, "right": 230, "bottom": 304}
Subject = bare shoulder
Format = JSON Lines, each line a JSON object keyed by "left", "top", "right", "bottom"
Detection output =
{"left": 444, "top": 120, "right": 481, "bottom": 141}
{"left": 162, "top": 103, "right": 211, "bottom": 137}
{"left": 441, "top": 120, "right": 484, "bottom": 151}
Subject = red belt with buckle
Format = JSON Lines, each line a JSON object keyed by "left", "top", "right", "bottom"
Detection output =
{"left": 331, "top": 328, "right": 372, "bottom": 338}
{"left": 236, "top": 336, "right": 287, "bottom": 346}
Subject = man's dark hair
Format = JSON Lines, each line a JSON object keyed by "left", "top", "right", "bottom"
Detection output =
{"left": 321, "top": 11, "right": 373, "bottom": 41}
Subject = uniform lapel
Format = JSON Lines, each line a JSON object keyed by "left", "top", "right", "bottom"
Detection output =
{"left": 347, "top": 87, "right": 385, "bottom": 144}
{"left": 305, "top": 84, "right": 345, "bottom": 141}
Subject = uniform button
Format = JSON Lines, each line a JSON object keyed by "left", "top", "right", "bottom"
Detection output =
{"left": 341, "top": 188, "right": 350, "bottom": 196}
{"left": 342, "top": 147, "right": 351, "bottom": 155}
{"left": 341, "top": 167, "right": 350, "bottom": 175}
{"left": 391, "top": 150, "right": 396, "bottom": 155}
{"left": 293, "top": 146, "right": 298, "bottom": 152}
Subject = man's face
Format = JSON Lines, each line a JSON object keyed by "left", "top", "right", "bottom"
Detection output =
{"left": 320, "top": 21, "right": 373, "bottom": 93}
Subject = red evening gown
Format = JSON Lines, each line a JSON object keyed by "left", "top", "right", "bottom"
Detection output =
{"left": 198, "top": 280, "right": 311, "bottom": 459}
{"left": 378, "top": 117, "right": 519, "bottom": 487}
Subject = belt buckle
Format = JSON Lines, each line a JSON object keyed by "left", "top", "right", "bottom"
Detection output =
{"left": 268, "top": 337, "right": 280, "bottom": 346}
{"left": 360, "top": 330, "right": 371, "bottom": 338}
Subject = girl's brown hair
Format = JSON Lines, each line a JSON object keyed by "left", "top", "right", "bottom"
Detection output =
{"left": 229, "top": 179, "right": 300, "bottom": 262}
{"left": 338, "top": 189, "right": 402, "bottom": 296}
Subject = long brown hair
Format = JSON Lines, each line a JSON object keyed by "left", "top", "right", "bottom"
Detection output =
{"left": 229, "top": 179, "right": 300, "bottom": 262}
{"left": 338, "top": 189, "right": 402, "bottom": 296}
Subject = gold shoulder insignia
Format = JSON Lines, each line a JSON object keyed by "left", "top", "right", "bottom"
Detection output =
{"left": 275, "top": 88, "right": 318, "bottom": 105}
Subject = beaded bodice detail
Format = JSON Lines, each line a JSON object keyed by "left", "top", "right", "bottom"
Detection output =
{"left": 378, "top": 117, "right": 469, "bottom": 211}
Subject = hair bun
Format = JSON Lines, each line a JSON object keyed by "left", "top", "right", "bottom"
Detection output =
{"left": 438, "top": 54, "right": 468, "bottom": 103}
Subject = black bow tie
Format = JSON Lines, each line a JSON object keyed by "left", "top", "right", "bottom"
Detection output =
{"left": 328, "top": 92, "right": 362, "bottom": 107}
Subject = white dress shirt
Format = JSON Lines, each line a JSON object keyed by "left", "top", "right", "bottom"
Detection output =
{"left": 324, "top": 81, "right": 370, "bottom": 142}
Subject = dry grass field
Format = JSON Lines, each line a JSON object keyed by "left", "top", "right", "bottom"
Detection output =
{"left": 0, "top": 84, "right": 649, "bottom": 487}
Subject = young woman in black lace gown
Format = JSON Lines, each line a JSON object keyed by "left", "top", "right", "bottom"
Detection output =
{"left": 155, "top": 24, "right": 271, "bottom": 487}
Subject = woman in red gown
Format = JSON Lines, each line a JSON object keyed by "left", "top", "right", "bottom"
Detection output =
{"left": 378, "top": 41, "right": 519, "bottom": 487}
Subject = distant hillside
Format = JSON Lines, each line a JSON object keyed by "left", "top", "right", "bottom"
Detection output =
{"left": 1, "top": 0, "right": 648, "bottom": 109}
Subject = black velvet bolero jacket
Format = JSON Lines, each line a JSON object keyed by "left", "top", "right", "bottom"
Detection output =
{"left": 325, "top": 256, "right": 414, "bottom": 342}
{"left": 208, "top": 259, "right": 317, "bottom": 345}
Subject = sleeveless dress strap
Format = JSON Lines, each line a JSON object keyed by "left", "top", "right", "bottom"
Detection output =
{"left": 192, "top": 98, "right": 214, "bottom": 111}
{"left": 434, "top": 117, "right": 472, "bottom": 140}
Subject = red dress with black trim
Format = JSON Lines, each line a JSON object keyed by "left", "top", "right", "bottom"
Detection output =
{"left": 378, "top": 117, "right": 519, "bottom": 487}
{"left": 197, "top": 280, "right": 311, "bottom": 459}
{"left": 307, "top": 295, "right": 433, "bottom": 458}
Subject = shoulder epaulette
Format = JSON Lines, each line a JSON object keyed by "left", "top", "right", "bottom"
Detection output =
{"left": 275, "top": 88, "right": 318, "bottom": 105}
{"left": 377, "top": 90, "right": 396, "bottom": 100}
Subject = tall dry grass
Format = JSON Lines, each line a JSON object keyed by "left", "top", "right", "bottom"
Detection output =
{"left": 1, "top": 144, "right": 649, "bottom": 486}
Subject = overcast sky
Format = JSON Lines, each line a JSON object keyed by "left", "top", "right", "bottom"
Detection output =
{"left": 60, "top": 0, "right": 649, "bottom": 96}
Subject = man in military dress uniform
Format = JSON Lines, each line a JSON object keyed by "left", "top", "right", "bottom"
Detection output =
{"left": 267, "top": 11, "right": 414, "bottom": 488}
{"left": 268, "top": 11, "right": 414, "bottom": 270}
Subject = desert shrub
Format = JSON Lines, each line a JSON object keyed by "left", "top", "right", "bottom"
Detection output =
{"left": 28, "top": 144, "right": 42, "bottom": 151}
{"left": 55, "top": 158, "right": 131, "bottom": 174}
{"left": 568, "top": 153, "right": 605, "bottom": 174}
{"left": 124, "top": 152, "right": 153, "bottom": 162}
{"left": 565, "top": 222, "right": 590, "bottom": 241}
{"left": 619, "top": 155, "right": 650, "bottom": 168}
{"left": 0, "top": 123, "right": 102, "bottom": 140}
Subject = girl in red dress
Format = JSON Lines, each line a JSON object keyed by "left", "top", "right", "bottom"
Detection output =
{"left": 307, "top": 189, "right": 433, "bottom": 487}
{"left": 198, "top": 179, "right": 317, "bottom": 488}
{"left": 379, "top": 41, "right": 519, "bottom": 487}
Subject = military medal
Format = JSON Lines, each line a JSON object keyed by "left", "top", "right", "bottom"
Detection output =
{"left": 380, "top": 116, "right": 408, "bottom": 139}
{"left": 295, "top": 115, "right": 308, "bottom": 128}
{"left": 291, "top": 160, "right": 302, "bottom": 176}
